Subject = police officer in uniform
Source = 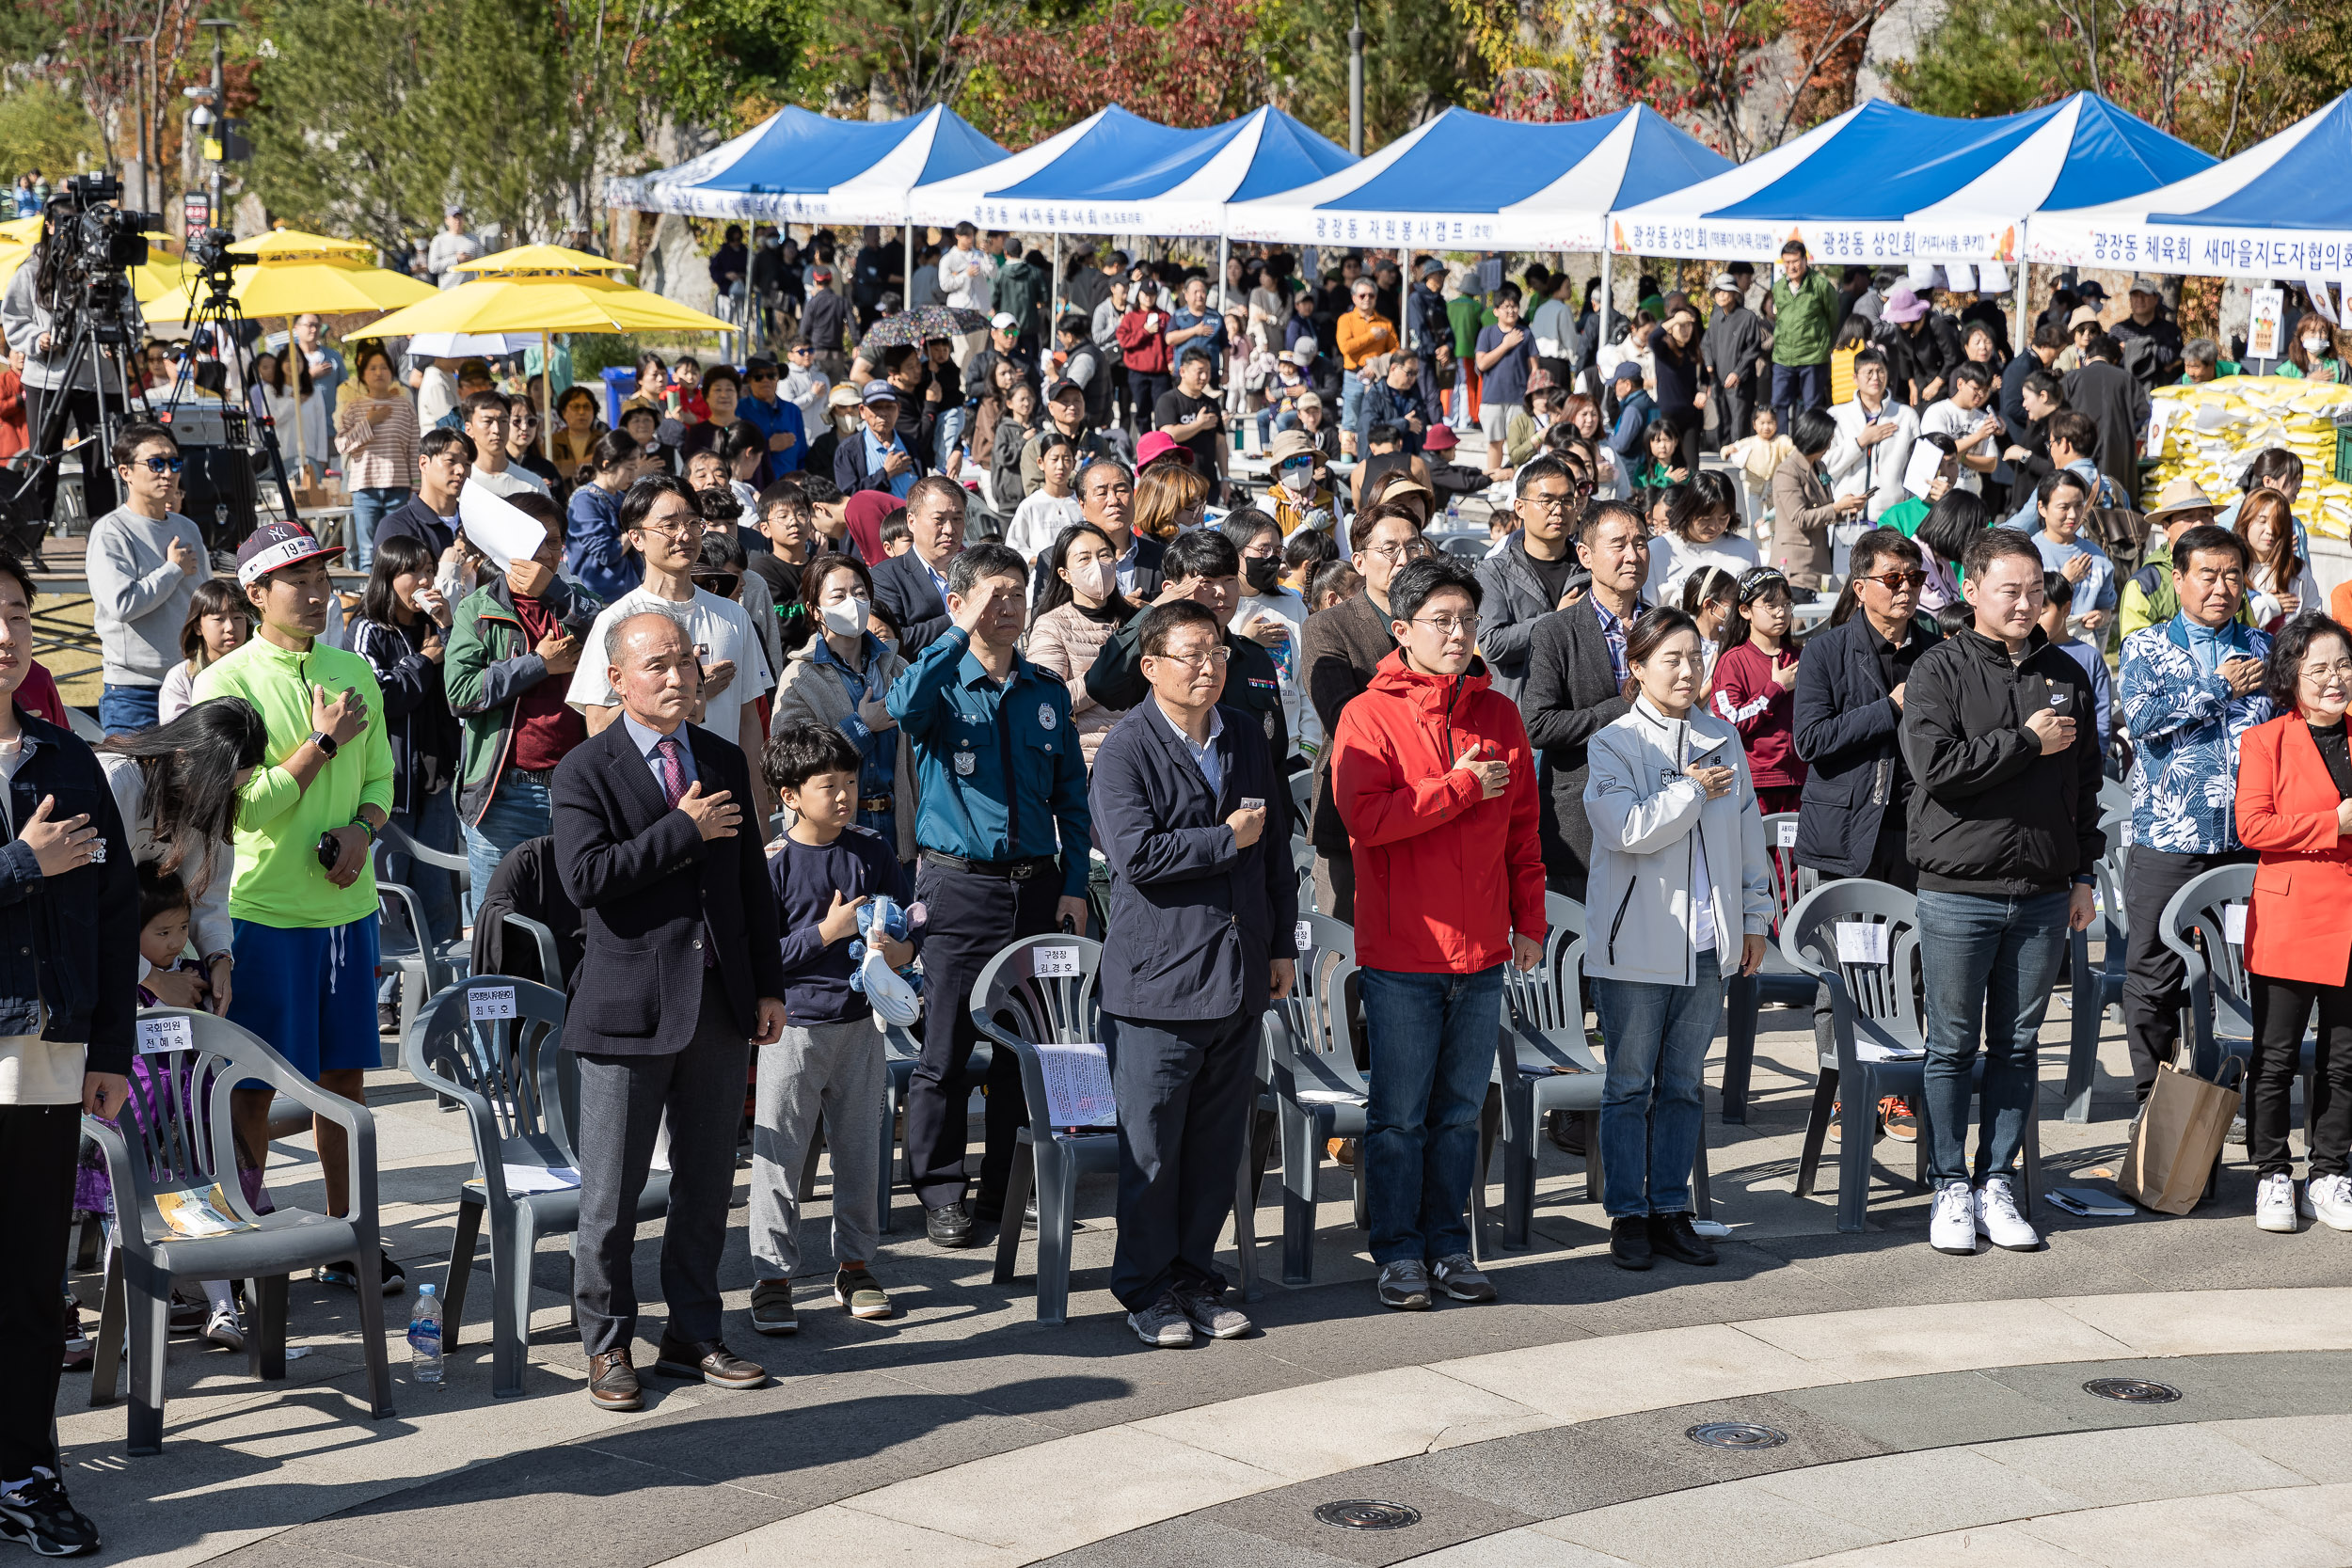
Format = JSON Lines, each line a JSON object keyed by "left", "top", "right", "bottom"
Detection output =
{"left": 1085, "top": 529, "right": 1292, "bottom": 799}
{"left": 887, "top": 540, "right": 1092, "bottom": 1248}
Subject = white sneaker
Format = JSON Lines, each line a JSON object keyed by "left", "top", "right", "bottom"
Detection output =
{"left": 202, "top": 1307, "right": 245, "bottom": 1352}
{"left": 2310, "top": 1174, "right": 2352, "bottom": 1232}
{"left": 1975, "top": 1176, "right": 2042, "bottom": 1251}
{"left": 1930, "top": 1180, "right": 1978, "bottom": 1255}
{"left": 2257, "top": 1171, "right": 2298, "bottom": 1233}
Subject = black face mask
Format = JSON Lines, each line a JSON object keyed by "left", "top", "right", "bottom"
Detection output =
{"left": 1244, "top": 556, "right": 1282, "bottom": 594}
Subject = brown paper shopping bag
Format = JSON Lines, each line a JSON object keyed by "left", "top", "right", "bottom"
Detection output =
{"left": 2117, "top": 1056, "right": 2244, "bottom": 1215}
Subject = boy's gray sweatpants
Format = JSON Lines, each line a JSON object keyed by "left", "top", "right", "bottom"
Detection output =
{"left": 750, "top": 1017, "right": 885, "bottom": 1278}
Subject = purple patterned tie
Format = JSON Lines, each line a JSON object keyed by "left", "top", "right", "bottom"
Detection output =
{"left": 654, "top": 736, "right": 688, "bottom": 809}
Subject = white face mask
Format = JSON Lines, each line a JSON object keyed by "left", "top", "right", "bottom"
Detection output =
{"left": 820, "top": 594, "right": 870, "bottom": 637}
{"left": 1070, "top": 559, "right": 1117, "bottom": 599}
{"left": 2306, "top": 338, "right": 2332, "bottom": 355}
{"left": 1280, "top": 463, "right": 1315, "bottom": 496}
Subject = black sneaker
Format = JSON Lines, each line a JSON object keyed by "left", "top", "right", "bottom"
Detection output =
{"left": 1375, "top": 1260, "right": 1432, "bottom": 1310}
{"left": 1545, "top": 1111, "right": 1586, "bottom": 1157}
{"left": 749, "top": 1278, "right": 798, "bottom": 1336}
{"left": 317, "top": 1250, "right": 406, "bottom": 1295}
{"left": 1609, "top": 1215, "right": 1654, "bottom": 1271}
{"left": 0, "top": 1469, "right": 101, "bottom": 1557}
{"left": 926, "top": 1200, "right": 976, "bottom": 1249}
{"left": 1648, "top": 1212, "right": 1719, "bottom": 1267}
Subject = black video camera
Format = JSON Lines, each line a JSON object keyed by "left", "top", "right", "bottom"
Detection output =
{"left": 51, "top": 173, "right": 159, "bottom": 276}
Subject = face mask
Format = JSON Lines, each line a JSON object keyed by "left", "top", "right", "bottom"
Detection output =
{"left": 834, "top": 412, "right": 859, "bottom": 435}
{"left": 2306, "top": 338, "right": 2331, "bottom": 355}
{"left": 1070, "top": 560, "right": 1117, "bottom": 599}
{"left": 820, "top": 594, "right": 870, "bottom": 637}
{"left": 1244, "top": 556, "right": 1282, "bottom": 594}
{"left": 1280, "top": 463, "right": 1315, "bottom": 496}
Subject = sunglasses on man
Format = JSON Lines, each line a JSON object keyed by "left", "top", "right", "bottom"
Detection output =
{"left": 1859, "top": 568, "right": 1928, "bottom": 592}
{"left": 133, "top": 455, "right": 185, "bottom": 474}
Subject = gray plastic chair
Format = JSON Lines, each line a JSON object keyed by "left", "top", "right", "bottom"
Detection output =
{"left": 1289, "top": 832, "right": 1314, "bottom": 912}
{"left": 499, "top": 911, "right": 564, "bottom": 990}
{"left": 1722, "top": 810, "right": 1817, "bottom": 1124}
{"left": 403, "top": 977, "right": 667, "bottom": 1397}
{"left": 875, "top": 1022, "right": 922, "bottom": 1234}
{"left": 1267, "top": 911, "right": 1371, "bottom": 1284}
{"left": 2160, "top": 863, "right": 2312, "bottom": 1128}
{"left": 977, "top": 934, "right": 1250, "bottom": 1324}
{"left": 373, "top": 818, "right": 473, "bottom": 1048}
{"left": 86, "top": 1007, "right": 393, "bottom": 1453}
{"left": 2063, "top": 819, "right": 2131, "bottom": 1122}
{"left": 1288, "top": 768, "right": 1315, "bottom": 827}
{"left": 1483, "top": 896, "right": 1602, "bottom": 1249}
{"left": 2097, "top": 776, "right": 2131, "bottom": 822}
{"left": 1780, "top": 879, "right": 2042, "bottom": 1232}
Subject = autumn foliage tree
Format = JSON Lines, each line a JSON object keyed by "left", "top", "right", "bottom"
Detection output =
{"left": 956, "top": 0, "right": 1270, "bottom": 149}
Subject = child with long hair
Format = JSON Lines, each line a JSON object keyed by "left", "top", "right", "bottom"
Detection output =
{"left": 1707, "top": 566, "right": 1806, "bottom": 816}
{"left": 158, "top": 578, "right": 250, "bottom": 725}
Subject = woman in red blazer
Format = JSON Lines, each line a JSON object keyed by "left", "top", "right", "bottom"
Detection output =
{"left": 2234, "top": 613, "right": 2352, "bottom": 1234}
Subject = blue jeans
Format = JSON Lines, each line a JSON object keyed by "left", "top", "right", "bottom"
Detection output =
{"left": 1593, "top": 950, "right": 1724, "bottom": 1218}
{"left": 1770, "top": 361, "right": 1830, "bottom": 425}
{"left": 1916, "top": 888, "right": 2072, "bottom": 1185}
{"left": 99, "top": 684, "right": 159, "bottom": 736}
{"left": 462, "top": 769, "right": 552, "bottom": 924}
{"left": 383, "top": 787, "right": 462, "bottom": 947}
{"left": 1341, "top": 369, "right": 1366, "bottom": 437}
{"left": 348, "top": 486, "right": 408, "bottom": 570}
{"left": 1359, "top": 964, "right": 1507, "bottom": 1265}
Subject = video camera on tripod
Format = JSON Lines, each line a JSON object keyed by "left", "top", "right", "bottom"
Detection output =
{"left": 32, "top": 174, "right": 161, "bottom": 344}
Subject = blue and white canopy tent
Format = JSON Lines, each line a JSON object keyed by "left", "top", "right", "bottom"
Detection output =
{"left": 2026, "top": 91, "right": 2352, "bottom": 284}
{"left": 606, "top": 103, "right": 1007, "bottom": 226}
{"left": 1221, "top": 103, "right": 1731, "bottom": 254}
{"left": 1609, "top": 93, "right": 2212, "bottom": 322}
{"left": 906, "top": 103, "right": 1352, "bottom": 237}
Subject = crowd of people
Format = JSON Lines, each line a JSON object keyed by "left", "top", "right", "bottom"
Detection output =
{"left": 8, "top": 214, "right": 2352, "bottom": 1560}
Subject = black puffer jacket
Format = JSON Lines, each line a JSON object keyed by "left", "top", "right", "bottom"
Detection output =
{"left": 1897, "top": 625, "right": 2105, "bottom": 895}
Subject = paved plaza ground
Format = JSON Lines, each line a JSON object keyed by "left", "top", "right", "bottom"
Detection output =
{"left": 54, "top": 976, "right": 2352, "bottom": 1568}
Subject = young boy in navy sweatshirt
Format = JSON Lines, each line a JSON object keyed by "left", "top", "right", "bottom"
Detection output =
{"left": 749, "top": 722, "right": 917, "bottom": 1335}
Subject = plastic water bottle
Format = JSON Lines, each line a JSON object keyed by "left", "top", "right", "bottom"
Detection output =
{"left": 407, "top": 1283, "right": 443, "bottom": 1384}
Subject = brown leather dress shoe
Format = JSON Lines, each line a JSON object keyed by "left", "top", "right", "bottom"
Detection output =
{"left": 652, "top": 1336, "right": 768, "bottom": 1389}
{"left": 587, "top": 1349, "right": 642, "bottom": 1411}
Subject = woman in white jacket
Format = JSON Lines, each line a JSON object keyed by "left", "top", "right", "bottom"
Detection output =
{"left": 1583, "top": 607, "right": 1772, "bottom": 1274}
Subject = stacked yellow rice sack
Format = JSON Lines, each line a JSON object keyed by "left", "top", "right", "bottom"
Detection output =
{"left": 2146, "top": 375, "right": 2352, "bottom": 540}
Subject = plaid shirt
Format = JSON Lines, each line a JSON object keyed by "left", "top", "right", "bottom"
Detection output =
{"left": 1594, "top": 595, "right": 1647, "bottom": 686}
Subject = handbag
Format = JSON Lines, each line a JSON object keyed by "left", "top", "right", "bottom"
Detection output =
{"left": 2116, "top": 1053, "right": 2245, "bottom": 1215}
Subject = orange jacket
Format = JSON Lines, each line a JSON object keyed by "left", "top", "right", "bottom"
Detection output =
{"left": 1331, "top": 651, "right": 1545, "bottom": 974}
{"left": 2235, "top": 714, "right": 2352, "bottom": 986}
{"left": 1336, "top": 309, "right": 1397, "bottom": 372}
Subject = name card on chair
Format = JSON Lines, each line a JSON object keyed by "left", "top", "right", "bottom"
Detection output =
{"left": 137, "top": 1015, "right": 193, "bottom": 1055}
{"left": 469, "top": 985, "right": 518, "bottom": 1021}
{"left": 2224, "top": 903, "right": 2247, "bottom": 945}
{"left": 1295, "top": 920, "right": 1314, "bottom": 955}
{"left": 1776, "top": 818, "right": 1799, "bottom": 847}
{"left": 1835, "top": 922, "right": 1890, "bottom": 965}
{"left": 1032, "top": 944, "right": 1081, "bottom": 978}
{"left": 1036, "top": 1041, "right": 1116, "bottom": 1127}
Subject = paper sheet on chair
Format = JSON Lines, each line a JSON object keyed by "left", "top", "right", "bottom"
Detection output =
{"left": 1853, "top": 1041, "right": 1926, "bottom": 1063}
{"left": 154, "top": 1183, "right": 251, "bottom": 1237}
{"left": 1036, "top": 1042, "right": 1116, "bottom": 1126}
{"left": 1295, "top": 1087, "right": 1366, "bottom": 1103}
{"left": 501, "top": 1164, "right": 580, "bottom": 1194}
{"left": 1836, "top": 922, "right": 1890, "bottom": 965}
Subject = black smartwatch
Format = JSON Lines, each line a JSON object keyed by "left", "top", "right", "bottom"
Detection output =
{"left": 308, "top": 729, "right": 338, "bottom": 759}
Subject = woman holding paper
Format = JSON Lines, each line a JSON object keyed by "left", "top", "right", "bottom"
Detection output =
{"left": 1583, "top": 608, "right": 1771, "bottom": 1273}
{"left": 2233, "top": 612, "right": 2352, "bottom": 1234}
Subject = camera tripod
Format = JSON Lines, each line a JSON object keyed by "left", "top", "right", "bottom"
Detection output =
{"left": 2, "top": 275, "right": 152, "bottom": 570}
{"left": 162, "top": 249, "right": 300, "bottom": 553}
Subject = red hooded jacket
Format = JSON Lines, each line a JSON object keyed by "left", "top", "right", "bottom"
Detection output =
{"left": 1331, "top": 651, "right": 1546, "bottom": 974}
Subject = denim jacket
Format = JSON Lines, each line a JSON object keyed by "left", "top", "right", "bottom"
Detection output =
{"left": 2120, "top": 614, "right": 2272, "bottom": 855}
{"left": 0, "top": 717, "right": 137, "bottom": 1073}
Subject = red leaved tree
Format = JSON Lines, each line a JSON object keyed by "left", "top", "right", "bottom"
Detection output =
{"left": 956, "top": 0, "right": 1270, "bottom": 150}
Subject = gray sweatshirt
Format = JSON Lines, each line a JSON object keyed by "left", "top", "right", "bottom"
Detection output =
{"left": 87, "top": 503, "right": 208, "bottom": 688}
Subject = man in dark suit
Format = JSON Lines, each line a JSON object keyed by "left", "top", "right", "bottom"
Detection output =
{"left": 1029, "top": 458, "right": 1164, "bottom": 604}
{"left": 552, "top": 606, "right": 787, "bottom": 1413}
{"left": 1520, "top": 499, "right": 1648, "bottom": 898}
{"left": 867, "top": 474, "right": 965, "bottom": 655}
{"left": 1298, "top": 501, "right": 1428, "bottom": 920}
{"left": 833, "top": 380, "right": 926, "bottom": 499}
{"left": 1091, "top": 599, "right": 1296, "bottom": 1348}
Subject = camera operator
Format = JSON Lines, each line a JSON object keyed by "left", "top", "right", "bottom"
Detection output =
{"left": 0, "top": 183, "right": 146, "bottom": 526}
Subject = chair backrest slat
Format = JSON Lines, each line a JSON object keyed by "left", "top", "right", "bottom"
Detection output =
{"left": 1780, "top": 879, "right": 1925, "bottom": 1053}
{"left": 405, "top": 978, "right": 574, "bottom": 1164}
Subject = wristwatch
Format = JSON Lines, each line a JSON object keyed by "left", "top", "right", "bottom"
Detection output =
{"left": 309, "top": 730, "right": 338, "bottom": 758}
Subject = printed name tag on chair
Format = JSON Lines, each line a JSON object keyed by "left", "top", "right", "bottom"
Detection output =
{"left": 1032, "top": 944, "right": 1081, "bottom": 978}
{"left": 137, "top": 1015, "right": 193, "bottom": 1055}
{"left": 469, "top": 985, "right": 518, "bottom": 1021}
{"left": 1776, "top": 819, "right": 1799, "bottom": 847}
{"left": 1835, "top": 922, "right": 1889, "bottom": 965}
{"left": 2224, "top": 904, "right": 2247, "bottom": 945}
{"left": 1295, "top": 920, "right": 1314, "bottom": 955}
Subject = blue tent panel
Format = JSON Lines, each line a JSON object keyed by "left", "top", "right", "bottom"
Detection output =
{"left": 1327, "top": 112, "right": 1624, "bottom": 213}
{"left": 2153, "top": 96, "right": 2352, "bottom": 228}
{"left": 916, "top": 111, "right": 1018, "bottom": 187}
{"left": 1228, "top": 109, "right": 1357, "bottom": 201}
{"left": 2042, "top": 95, "right": 2218, "bottom": 212}
{"left": 987, "top": 104, "right": 1347, "bottom": 206}
{"left": 1615, "top": 107, "right": 1740, "bottom": 206}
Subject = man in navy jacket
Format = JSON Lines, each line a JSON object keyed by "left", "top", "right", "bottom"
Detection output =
{"left": 1090, "top": 599, "right": 1296, "bottom": 1348}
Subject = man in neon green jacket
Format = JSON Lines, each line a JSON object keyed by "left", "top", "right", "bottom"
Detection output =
{"left": 194, "top": 521, "right": 399, "bottom": 1292}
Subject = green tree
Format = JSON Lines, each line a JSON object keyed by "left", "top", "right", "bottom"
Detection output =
{"left": 0, "top": 79, "right": 106, "bottom": 181}
{"left": 244, "top": 0, "right": 440, "bottom": 253}
{"left": 1254, "top": 0, "right": 1486, "bottom": 150}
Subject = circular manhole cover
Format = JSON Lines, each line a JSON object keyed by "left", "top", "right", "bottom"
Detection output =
{"left": 1313, "top": 1499, "right": 1422, "bottom": 1531}
{"left": 1688, "top": 1421, "right": 1789, "bottom": 1449}
{"left": 2084, "top": 1377, "right": 2182, "bottom": 1403}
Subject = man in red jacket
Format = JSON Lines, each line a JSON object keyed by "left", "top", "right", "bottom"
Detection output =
{"left": 1332, "top": 556, "right": 1546, "bottom": 1311}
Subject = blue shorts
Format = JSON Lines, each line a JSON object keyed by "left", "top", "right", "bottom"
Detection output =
{"left": 227, "top": 914, "right": 383, "bottom": 1081}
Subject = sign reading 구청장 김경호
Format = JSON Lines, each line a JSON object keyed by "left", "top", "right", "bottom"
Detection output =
{"left": 1610, "top": 219, "right": 2017, "bottom": 263}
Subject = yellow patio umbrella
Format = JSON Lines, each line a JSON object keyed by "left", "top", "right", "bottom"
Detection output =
{"left": 351, "top": 244, "right": 731, "bottom": 455}
{"left": 0, "top": 227, "right": 189, "bottom": 303}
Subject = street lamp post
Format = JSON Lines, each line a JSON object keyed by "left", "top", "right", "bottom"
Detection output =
{"left": 1347, "top": 0, "right": 1365, "bottom": 158}
{"left": 199, "top": 18, "right": 235, "bottom": 226}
